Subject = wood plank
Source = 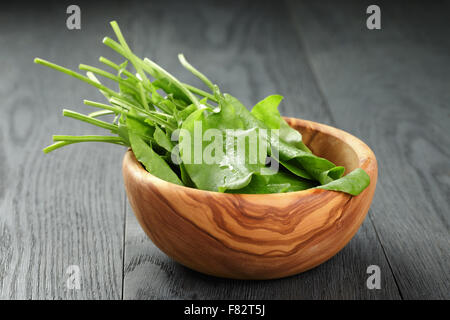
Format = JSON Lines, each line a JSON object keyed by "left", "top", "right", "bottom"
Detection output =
{"left": 287, "top": 0, "right": 450, "bottom": 299}
{"left": 122, "top": 0, "right": 400, "bottom": 299}
{"left": 0, "top": 2, "right": 127, "bottom": 299}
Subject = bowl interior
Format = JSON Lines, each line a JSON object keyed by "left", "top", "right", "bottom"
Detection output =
{"left": 287, "top": 120, "right": 360, "bottom": 174}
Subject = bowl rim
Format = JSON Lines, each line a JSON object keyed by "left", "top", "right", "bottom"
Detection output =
{"left": 123, "top": 117, "right": 377, "bottom": 198}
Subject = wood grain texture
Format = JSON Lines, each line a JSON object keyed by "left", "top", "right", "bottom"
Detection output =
{"left": 123, "top": 118, "right": 378, "bottom": 279}
{"left": 0, "top": 2, "right": 127, "bottom": 299}
{"left": 122, "top": 0, "right": 401, "bottom": 299}
{"left": 287, "top": 0, "right": 450, "bottom": 299}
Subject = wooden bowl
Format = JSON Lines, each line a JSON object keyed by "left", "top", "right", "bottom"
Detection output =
{"left": 122, "top": 117, "right": 377, "bottom": 280}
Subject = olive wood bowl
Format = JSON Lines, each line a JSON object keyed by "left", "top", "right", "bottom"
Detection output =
{"left": 122, "top": 117, "right": 377, "bottom": 279}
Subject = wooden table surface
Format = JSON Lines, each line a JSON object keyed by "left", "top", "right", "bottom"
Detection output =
{"left": 0, "top": 0, "right": 448, "bottom": 300}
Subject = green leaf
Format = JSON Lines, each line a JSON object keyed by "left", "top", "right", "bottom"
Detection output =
{"left": 318, "top": 166, "right": 346, "bottom": 185}
{"left": 117, "top": 119, "right": 130, "bottom": 145}
{"left": 180, "top": 105, "right": 264, "bottom": 192}
{"left": 153, "top": 78, "right": 191, "bottom": 103}
{"left": 228, "top": 170, "right": 317, "bottom": 194}
{"left": 118, "top": 75, "right": 154, "bottom": 111}
{"left": 317, "top": 168, "right": 370, "bottom": 196}
{"left": 180, "top": 163, "right": 195, "bottom": 187}
{"left": 251, "top": 95, "right": 311, "bottom": 153}
{"left": 177, "top": 104, "right": 197, "bottom": 123}
{"left": 154, "top": 126, "right": 173, "bottom": 152}
{"left": 221, "top": 94, "right": 340, "bottom": 185}
{"left": 181, "top": 93, "right": 351, "bottom": 193}
{"left": 279, "top": 158, "right": 313, "bottom": 180}
{"left": 125, "top": 108, "right": 155, "bottom": 141}
{"left": 129, "top": 131, "right": 183, "bottom": 186}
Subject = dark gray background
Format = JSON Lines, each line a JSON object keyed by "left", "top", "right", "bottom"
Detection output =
{"left": 0, "top": 0, "right": 449, "bottom": 299}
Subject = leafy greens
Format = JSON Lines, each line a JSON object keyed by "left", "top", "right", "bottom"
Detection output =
{"left": 36, "top": 21, "right": 370, "bottom": 196}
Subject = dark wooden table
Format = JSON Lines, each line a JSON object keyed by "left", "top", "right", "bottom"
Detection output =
{"left": 0, "top": 0, "right": 448, "bottom": 299}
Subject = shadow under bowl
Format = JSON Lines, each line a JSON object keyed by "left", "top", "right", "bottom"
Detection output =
{"left": 122, "top": 117, "right": 378, "bottom": 280}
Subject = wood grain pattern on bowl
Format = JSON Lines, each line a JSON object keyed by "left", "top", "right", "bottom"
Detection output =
{"left": 122, "top": 117, "right": 378, "bottom": 280}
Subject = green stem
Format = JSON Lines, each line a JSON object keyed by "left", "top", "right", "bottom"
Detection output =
{"left": 178, "top": 54, "right": 215, "bottom": 92}
{"left": 42, "top": 140, "right": 127, "bottom": 153}
{"left": 53, "top": 135, "right": 126, "bottom": 143}
{"left": 83, "top": 100, "right": 148, "bottom": 125}
{"left": 102, "top": 37, "right": 200, "bottom": 109}
{"left": 143, "top": 57, "right": 200, "bottom": 108}
{"left": 85, "top": 71, "right": 112, "bottom": 100}
{"left": 137, "top": 82, "right": 149, "bottom": 111}
{"left": 109, "top": 97, "right": 175, "bottom": 130}
{"left": 110, "top": 21, "right": 152, "bottom": 89}
{"left": 34, "top": 58, "right": 121, "bottom": 99}
{"left": 43, "top": 137, "right": 127, "bottom": 154}
{"left": 79, "top": 64, "right": 137, "bottom": 92}
{"left": 43, "top": 141, "right": 78, "bottom": 153}
{"left": 83, "top": 99, "right": 122, "bottom": 114}
{"left": 182, "top": 83, "right": 218, "bottom": 102}
{"left": 63, "top": 109, "right": 118, "bottom": 132}
{"left": 88, "top": 110, "right": 115, "bottom": 118}
{"left": 102, "top": 36, "right": 127, "bottom": 56}
{"left": 82, "top": 64, "right": 154, "bottom": 111}
{"left": 99, "top": 56, "right": 150, "bottom": 90}
{"left": 99, "top": 56, "right": 124, "bottom": 72}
